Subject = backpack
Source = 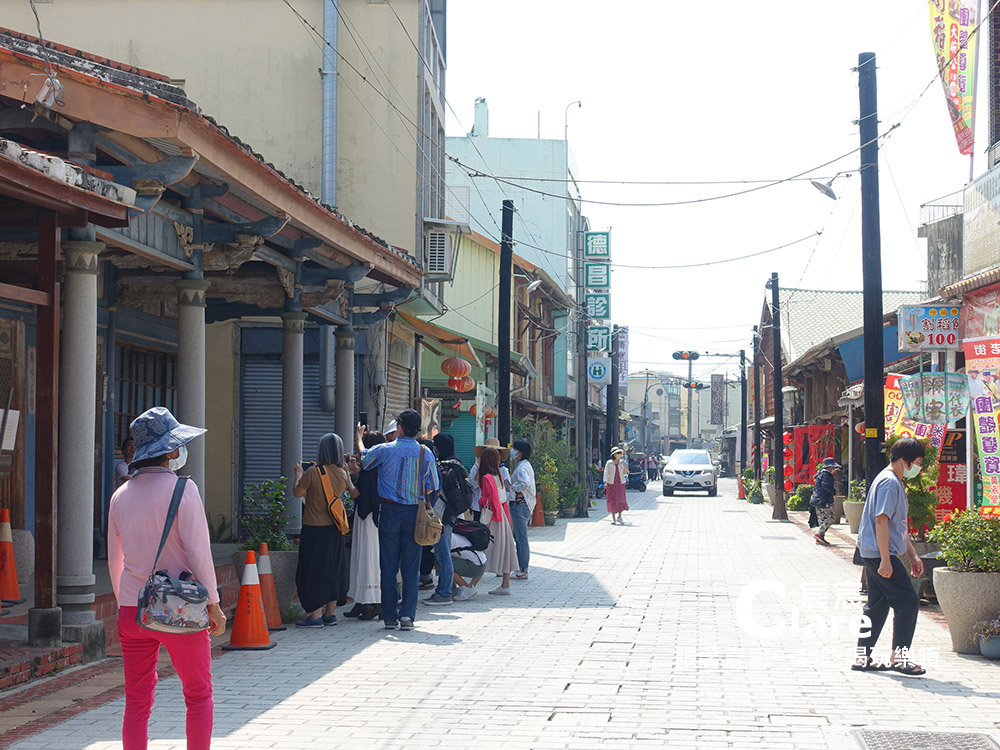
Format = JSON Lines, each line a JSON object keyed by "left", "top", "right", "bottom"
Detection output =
{"left": 438, "top": 458, "right": 473, "bottom": 521}
{"left": 452, "top": 519, "right": 492, "bottom": 551}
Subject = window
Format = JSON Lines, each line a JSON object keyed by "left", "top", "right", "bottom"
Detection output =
{"left": 115, "top": 343, "right": 178, "bottom": 445}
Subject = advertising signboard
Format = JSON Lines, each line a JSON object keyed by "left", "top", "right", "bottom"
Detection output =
{"left": 585, "top": 262, "right": 610, "bottom": 289}
{"left": 587, "top": 325, "right": 611, "bottom": 352}
{"left": 898, "top": 305, "right": 961, "bottom": 351}
{"left": 963, "top": 337, "right": 1000, "bottom": 516}
{"left": 710, "top": 374, "right": 724, "bottom": 425}
{"left": 928, "top": 0, "right": 980, "bottom": 156}
{"left": 585, "top": 293, "right": 611, "bottom": 321}
{"left": 584, "top": 231, "right": 610, "bottom": 259}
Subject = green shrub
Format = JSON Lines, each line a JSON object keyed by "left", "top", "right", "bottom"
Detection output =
{"left": 239, "top": 477, "right": 294, "bottom": 551}
{"left": 537, "top": 455, "right": 560, "bottom": 513}
{"left": 848, "top": 478, "right": 867, "bottom": 502}
{"left": 796, "top": 484, "right": 814, "bottom": 505}
{"left": 786, "top": 493, "right": 810, "bottom": 511}
{"left": 742, "top": 477, "right": 763, "bottom": 503}
{"left": 928, "top": 509, "right": 1000, "bottom": 572}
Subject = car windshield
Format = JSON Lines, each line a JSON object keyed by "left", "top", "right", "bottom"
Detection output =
{"left": 669, "top": 453, "right": 711, "bottom": 466}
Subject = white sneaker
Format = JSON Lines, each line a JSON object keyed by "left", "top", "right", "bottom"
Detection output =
{"left": 489, "top": 586, "right": 511, "bottom": 596}
{"left": 454, "top": 586, "right": 478, "bottom": 602}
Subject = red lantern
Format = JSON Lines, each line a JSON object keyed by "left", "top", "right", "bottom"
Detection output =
{"left": 485, "top": 405, "right": 498, "bottom": 419}
{"left": 783, "top": 479, "right": 794, "bottom": 492}
{"left": 442, "top": 357, "right": 472, "bottom": 390}
{"left": 783, "top": 464, "right": 793, "bottom": 477}
{"left": 783, "top": 448, "right": 793, "bottom": 460}
{"left": 453, "top": 376, "right": 475, "bottom": 393}
{"left": 782, "top": 432, "right": 793, "bottom": 445}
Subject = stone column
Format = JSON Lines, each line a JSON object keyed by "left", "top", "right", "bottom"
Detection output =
{"left": 335, "top": 327, "right": 356, "bottom": 444}
{"left": 57, "top": 241, "right": 102, "bottom": 627}
{"left": 281, "top": 312, "right": 308, "bottom": 534}
{"left": 175, "top": 280, "right": 210, "bottom": 497}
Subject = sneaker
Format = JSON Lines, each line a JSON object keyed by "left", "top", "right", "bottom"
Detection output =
{"left": 489, "top": 586, "right": 511, "bottom": 596}
{"left": 814, "top": 533, "right": 830, "bottom": 546}
{"left": 399, "top": 617, "right": 414, "bottom": 631}
{"left": 295, "top": 616, "right": 324, "bottom": 628}
{"left": 418, "top": 577, "right": 435, "bottom": 590}
{"left": 384, "top": 620, "right": 398, "bottom": 630}
{"left": 453, "top": 586, "right": 478, "bottom": 602}
{"left": 423, "top": 593, "right": 453, "bottom": 606}
{"left": 322, "top": 614, "right": 338, "bottom": 626}
{"left": 513, "top": 570, "right": 528, "bottom": 580}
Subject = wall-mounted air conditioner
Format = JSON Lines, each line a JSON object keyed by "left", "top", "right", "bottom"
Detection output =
{"left": 423, "top": 218, "right": 468, "bottom": 282}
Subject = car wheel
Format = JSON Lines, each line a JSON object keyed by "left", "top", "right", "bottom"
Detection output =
{"left": 662, "top": 488, "right": 673, "bottom": 496}
{"left": 708, "top": 486, "right": 717, "bottom": 497}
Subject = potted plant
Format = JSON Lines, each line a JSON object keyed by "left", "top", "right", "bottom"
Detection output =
{"left": 764, "top": 466, "right": 777, "bottom": 505}
{"left": 787, "top": 484, "right": 812, "bottom": 511}
{"left": 538, "top": 456, "right": 560, "bottom": 525}
{"left": 234, "top": 477, "right": 298, "bottom": 615}
{"left": 928, "top": 509, "right": 1000, "bottom": 654}
{"left": 971, "top": 618, "right": 1000, "bottom": 659}
{"left": 843, "top": 478, "right": 866, "bottom": 534}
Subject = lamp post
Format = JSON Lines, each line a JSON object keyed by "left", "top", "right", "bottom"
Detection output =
{"left": 564, "top": 100, "right": 582, "bottom": 141}
{"left": 768, "top": 272, "right": 787, "bottom": 520}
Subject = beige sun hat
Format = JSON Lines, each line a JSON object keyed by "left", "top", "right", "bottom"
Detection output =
{"left": 473, "top": 436, "right": 510, "bottom": 461}
{"left": 610, "top": 446, "right": 624, "bottom": 458}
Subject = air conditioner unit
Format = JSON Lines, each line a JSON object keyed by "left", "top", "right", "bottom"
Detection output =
{"left": 423, "top": 228, "right": 455, "bottom": 281}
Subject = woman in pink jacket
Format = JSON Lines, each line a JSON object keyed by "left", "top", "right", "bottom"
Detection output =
{"left": 109, "top": 407, "right": 226, "bottom": 750}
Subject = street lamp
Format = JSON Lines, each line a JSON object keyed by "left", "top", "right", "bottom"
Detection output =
{"left": 810, "top": 171, "right": 853, "bottom": 201}
{"left": 564, "top": 100, "right": 582, "bottom": 141}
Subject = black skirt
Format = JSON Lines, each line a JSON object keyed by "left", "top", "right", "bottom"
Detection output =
{"left": 296, "top": 524, "right": 349, "bottom": 613}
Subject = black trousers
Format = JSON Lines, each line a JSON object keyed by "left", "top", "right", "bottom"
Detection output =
{"left": 857, "top": 555, "right": 919, "bottom": 656}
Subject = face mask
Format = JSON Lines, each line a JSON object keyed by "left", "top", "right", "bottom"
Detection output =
{"left": 168, "top": 444, "right": 188, "bottom": 472}
{"left": 903, "top": 462, "right": 922, "bottom": 479}
{"left": 512, "top": 450, "right": 521, "bottom": 462}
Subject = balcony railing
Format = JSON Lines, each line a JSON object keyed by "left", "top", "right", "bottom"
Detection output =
{"left": 919, "top": 189, "right": 964, "bottom": 226}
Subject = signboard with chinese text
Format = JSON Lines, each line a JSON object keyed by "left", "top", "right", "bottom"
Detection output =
{"left": 585, "top": 293, "right": 610, "bottom": 321}
{"left": 962, "top": 337, "right": 1000, "bottom": 516}
{"left": 898, "top": 305, "right": 961, "bottom": 351}
{"left": 587, "top": 356, "right": 611, "bottom": 386}
{"left": 928, "top": 0, "right": 980, "bottom": 156}
{"left": 584, "top": 262, "right": 610, "bottom": 289}
{"left": 747, "top": 357, "right": 756, "bottom": 424}
{"left": 936, "top": 430, "right": 968, "bottom": 523}
{"left": 584, "top": 231, "right": 610, "bottom": 259}
{"left": 710, "top": 374, "right": 724, "bottom": 425}
{"left": 963, "top": 174, "right": 1000, "bottom": 277}
{"left": 885, "top": 374, "right": 947, "bottom": 452}
{"left": 617, "top": 327, "right": 629, "bottom": 388}
{"left": 587, "top": 325, "right": 611, "bottom": 352}
{"left": 897, "top": 372, "right": 970, "bottom": 425}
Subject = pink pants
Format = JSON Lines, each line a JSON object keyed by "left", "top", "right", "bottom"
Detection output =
{"left": 117, "top": 606, "right": 213, "bottom": 750}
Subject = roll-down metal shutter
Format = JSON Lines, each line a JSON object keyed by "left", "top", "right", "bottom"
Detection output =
{"left": 385, "top": 362, "right": 412, "bottom": 424}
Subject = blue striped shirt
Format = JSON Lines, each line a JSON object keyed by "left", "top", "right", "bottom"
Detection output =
{"left": 360, "top": 437, "right": 440, "bottom": 505}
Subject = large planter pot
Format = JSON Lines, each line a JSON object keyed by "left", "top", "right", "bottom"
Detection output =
{"left": 843, "top": 501, "right": 865, "bottom": 534}
{"left": 978, "top": 634, "right": 1000, "bottom": 659}
{"left": 559, "top": 507, "right": 576, "bottom": 519}
{"left": 933, "top": 568, "right": 1000, "bottom": 654}
{"left": 832, "top": 495, "right": 845, "bottom": 525}
{"left": 765, "top": 485, "right": 777, "bottom": 505}
{"left": 234, "top": 549, "right": 299, "bottom": 617}
{"left": 543, "top": 511, "right": 558, "bottom": 526}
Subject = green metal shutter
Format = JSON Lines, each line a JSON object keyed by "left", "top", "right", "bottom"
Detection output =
{"left": 446, "top": 412, "right": 477, "bottom": 470}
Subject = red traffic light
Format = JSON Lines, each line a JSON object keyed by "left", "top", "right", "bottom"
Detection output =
{"left": 682, "top": 381, "right": 706, "bottom": 389}
{"left": 673, "top": 350, "right": 700, "bottom": 361}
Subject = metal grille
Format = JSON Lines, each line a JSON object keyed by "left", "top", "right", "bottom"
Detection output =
{"left": 855, "top": 731, "right": 1000, "bottom": 750}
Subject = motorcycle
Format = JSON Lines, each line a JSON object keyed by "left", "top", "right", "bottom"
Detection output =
{"left": 627, "top": 459, "right": 648, "bottom": 492}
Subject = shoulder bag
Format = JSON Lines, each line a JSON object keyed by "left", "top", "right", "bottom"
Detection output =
{"left": 414, "top": 446, "right": 443, "bottom": 546}
{"left": 318, "top": 465, "right": 353, "bottom": 535}
{"left": 136, "top": 477, "right": 211, "bottom": 633}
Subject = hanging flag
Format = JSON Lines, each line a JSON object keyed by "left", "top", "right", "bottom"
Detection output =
{"left": 963, "top": 337, "right": 1000, "bottom": 516}
{"left": 929, "top": 0, "right": 981, "bottom": 155}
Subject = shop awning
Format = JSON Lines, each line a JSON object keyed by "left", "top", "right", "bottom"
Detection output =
{"left": 940, "top": 266, "right": 1000, "bottom": 298}
{"left": 396, "top": 311, "right": 483, "bottom": 368}
{"left": 513, "top": 396, "right": 574, "bottom": 419}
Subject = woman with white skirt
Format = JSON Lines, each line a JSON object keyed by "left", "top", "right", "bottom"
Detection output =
{"left": 345, "top": 431, "right": 384, "bottom": 620}
{"left": 474, "top": 446, "right": 518, "bottom": 596}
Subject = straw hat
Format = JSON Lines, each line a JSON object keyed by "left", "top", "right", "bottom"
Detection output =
{"left": 610, "top": 447, "right": 624, "bottom": 459}
{"left": 474, "top": 437, "right": 510, "bottom": 461}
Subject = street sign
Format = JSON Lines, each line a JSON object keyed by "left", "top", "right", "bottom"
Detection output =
{"left": 584, "top": 262, "right": 610, "bottom": 289}
{"left": 587, "top": 356, "right": 611, "bottom": 385}
{"left": 587, "top": 325, "right": 611, "bottom": 352}
{"left": 585, "top": 292, "right": 611, "bottom": 320}
{"left": 584, "top": 231, "right": 610, "bottom": 258}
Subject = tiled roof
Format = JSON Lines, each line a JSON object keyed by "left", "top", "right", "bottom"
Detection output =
{"left": 0, "top": 27, "right": 420, "bottom": 274}
{"left": 777, "top": 288, "right": 925, "bottom": 362}
{"left": 0, "top": 138, "right": 135, "bottom": 205}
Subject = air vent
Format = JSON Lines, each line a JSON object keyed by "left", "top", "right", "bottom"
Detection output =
{"left": 425, "top": 230, "right": 448, "bottom": 275}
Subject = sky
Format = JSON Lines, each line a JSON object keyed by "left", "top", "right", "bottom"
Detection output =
{"left": 443, "top": 0, "right": 983, "bottom": 386}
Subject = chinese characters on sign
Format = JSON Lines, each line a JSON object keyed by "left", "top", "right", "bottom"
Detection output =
{"left": 584, "top": 262, "right": 610, "bottom": 289}
{"left": 963, "top": 337, "right": 1000, "bottom": 515}
{"left": 617, "top": 327, "right": 629, "bottom": 388}
{"left": 584, "top": 232, "right": 610, "bottom": 258}
{"left": 928, "top": 0, "right": 980, "bottom": 155}
{"left": 710, "top": 374, "right": 724, "bottom": 425}
{"left": 885, "top": 374, "right": 947, "bottom": 452}
{"left": 585, "top": 293, "right": 611, "bottom": 321}
{"left": 897, "top": 372, "right": 970, "bottom": 425}
{"left": 898, "top": 306, "right": 961, "bottom": 351}
{"left": 586, "top": 325, "right": 611, "bottom": 352}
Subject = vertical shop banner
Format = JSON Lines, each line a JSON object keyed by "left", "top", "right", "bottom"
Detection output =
{"left": 710, "top": 374, "right": 724, "bottom": 425}
{"left": 617, "top": 327, "right": 629, "bottom": 388}
{"left": 963, "top": 337, "right": 1000, "bottom": 516}
{"left": 937, "top": 430, "right": 969, "bottom": 522}
{"left": 929, "top": 0, "right": 980, "bottom": 155}
{"left": 747, "top": 358, "right": 756, "bottom": 424}
{"left": 885, "top": 374, "right": 947, "bottom": 451}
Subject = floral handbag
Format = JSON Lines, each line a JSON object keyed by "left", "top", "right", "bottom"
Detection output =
{"left": 136, "top": 477, "right": 211, "bottom": 633}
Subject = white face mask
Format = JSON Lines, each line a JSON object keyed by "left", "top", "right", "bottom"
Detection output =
{"left": 903, "top": 461, "right": 922, "bottom": 479}
{"left": 168, "top": 444, "right": 188, "bottom": 472}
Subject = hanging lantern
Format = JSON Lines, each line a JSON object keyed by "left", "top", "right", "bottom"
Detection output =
{"left": 782, "top": 431, "right": 793, "bottom": 445}
{"left": 783, "top": 464, "right": 793, "bottom": 477}
{"left": 485, "top": 405, "right": 498, "bottom": 419}
{"left": 783, "top": 479, "right": 794, "bottom": 492}
{"left": 855, "top": 421, "right": 866, "bottom": 440}
{"left": 783, "top": 448, "right": 793, "bottom": 460}
{"left": 441, "top": 357, "right": 472, "bottom": 390}
{"left": 452, "top": 376, "right": 476, "bottom": 393}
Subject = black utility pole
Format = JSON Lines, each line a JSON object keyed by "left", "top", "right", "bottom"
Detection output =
{"left": 753, "top": 326, "right": 761, "bottom": 481}
{"left": 740, "top": 348, "right": 748, "bottom": 480}
{"left": 859, "top": 52, "right": 885, "bottom": 488}
{"left": 497, "top": 200, "right": 514, "bottom": 445}
{"left": 605, "top": 325, "right": 620, "bottom": 457}
{"left": 771, "top": 272, "right": 787, "bottom": 520}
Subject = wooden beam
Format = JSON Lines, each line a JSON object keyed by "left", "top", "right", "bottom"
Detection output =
{"left": 0, "top": 282, "right": 50, "bottom": 307}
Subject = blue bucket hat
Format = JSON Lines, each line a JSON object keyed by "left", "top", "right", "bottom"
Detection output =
{"left": 129, "top": 407, "right": 206, "bottom": 466}
{"left": 822, "top": 457, "right": 841, "bottom": 469}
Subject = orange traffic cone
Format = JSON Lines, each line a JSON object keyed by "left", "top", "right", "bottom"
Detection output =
{"left": 0, "top": 509, "right": 24, "bottom": 605}
{"left": 257, "top": 543, "right": 286, "bottom": 632}
{"left": 531, "top": 492, "right": 545, "bottom": 527}
{"left": 738, "top": 481, "right": 746, "bottom": 500}
{"left": 222, "top": 551, "right": 275, "bottom": 651}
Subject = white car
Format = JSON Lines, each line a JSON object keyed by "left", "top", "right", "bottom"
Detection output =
{"left": 661, "top": 450, "right": 718, "bottom": 496}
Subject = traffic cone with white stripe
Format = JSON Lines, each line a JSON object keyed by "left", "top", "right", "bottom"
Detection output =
{"left": 222, "top": 551, "right": 275, "bottom": 651}
{"left": 0, "top": 509, "right": 24, "bottom": 605}
{"left": 257, "top": 543, "right": 286, "bottom": 632}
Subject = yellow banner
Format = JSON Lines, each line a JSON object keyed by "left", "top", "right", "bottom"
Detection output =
{"left": 929, "top": 0, "right": 980, "bottom": 155}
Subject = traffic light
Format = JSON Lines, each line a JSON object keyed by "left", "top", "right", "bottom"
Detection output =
{"left": 681, "top": 381, "right": 706, "bottom": 390}
{"left": 672, "top": 350, "right": 700, "bottom": 361}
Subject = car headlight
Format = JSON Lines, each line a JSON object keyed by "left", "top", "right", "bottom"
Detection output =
{"left": 701, "top": 470, "right": 713, "bottom": 475}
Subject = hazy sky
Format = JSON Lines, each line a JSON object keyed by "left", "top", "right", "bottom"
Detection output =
{"left": 444, "top": 1, "right": 983, "bottom": 385}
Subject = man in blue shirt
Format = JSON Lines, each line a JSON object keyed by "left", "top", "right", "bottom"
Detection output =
{"left": 854, "top": 437, "right": 926, "bottom": 676}
{"left": 357, "top": 409, "right": 439, "bottom": 631}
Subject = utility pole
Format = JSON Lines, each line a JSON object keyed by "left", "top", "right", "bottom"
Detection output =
{"left": 497, "top": 200, "right": 513, "bottom": 445}
{"left": 859, "top": 52, "right": 885, "bottom": 488}
{"left": 642, "top": 370, "right": 651, "bottom": 453}
{"left": 753, "top": 326, "right": 761, "bottom": 481}
{"left": 770, "top": 272, "right": 787, "bottom": 520}
{"left": 605, "top": 325, "right": 620, "bottom": 457}
{"left": 740, "top": 348, "right": 747, "bottom": 480}
{"left": 686, "top": 356, "right": 694, "bottom": 448}
{"left": 575, "top": 219, "right": 588, "bottom": 517}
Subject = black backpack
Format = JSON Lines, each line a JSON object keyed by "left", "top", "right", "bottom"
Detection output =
{"left": 438, "top": 458, "right": 473, "bottom": 521}
{"left": 452, "top": 519, "right": 492, "bottom": 552}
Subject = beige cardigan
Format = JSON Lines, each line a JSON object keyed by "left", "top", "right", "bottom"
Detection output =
{"left": 604, "top": 459, "right": 628, "bottom": 485}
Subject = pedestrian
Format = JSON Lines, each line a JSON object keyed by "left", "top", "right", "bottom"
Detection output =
{"left": 115, "top": 437, "right": 136, "bottom": 487}
{"left": 423, "top": 432, "right": 472, "bottom": 606}
{"left": 344, "top": 431, "right": 384, "bottom": 621}
{"left": 357, "top": 409, "right": 439, "bottom": 632}
{"left": 292, "top": 433, "right": 355, "bottom": 627}
{"left": 108, "top": 407, "right": 226, "bottom": 750}
{"left": 646, "top": 453, "right": 658, "bottom": 482}
{"left": 383, "top": 419, "right": 398, "bottom": 443}
{"left": 509, "top": 439, "right": 536, "bottom": 580}
{"left": 852, "top": 436, "right": 926, "bottom": 676}
{"left": 604, "top": 447, "right": 629, "bottom": 525}
{"left": 472, "top": 445, "right": 518, "bottom": 595}
{"left": 469, "top": 437, "right": 511, "bottom": 522}
{"left": 450, "top": 527, "right": 488, "bottom": 601}
{"left": 811, "top": 457, "right": 840, "bottom": 545}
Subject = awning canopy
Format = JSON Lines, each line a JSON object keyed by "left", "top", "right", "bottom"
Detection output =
{"left": 513, "top": 396, "right": 574, "bottom": 419}
{"left": 940, "top": 266, "right": 1000, "bottom": 298}
{"left": 397, "top": 311, "right": 482, "bottom": 368}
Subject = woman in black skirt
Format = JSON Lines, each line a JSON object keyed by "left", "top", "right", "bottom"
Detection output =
{"left": 292, "top": 433, "right": 356, "bottom": 627}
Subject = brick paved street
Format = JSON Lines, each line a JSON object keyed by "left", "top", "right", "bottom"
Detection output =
{"left": 7, "top": 479, "right": 1000, "bottom": 749}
